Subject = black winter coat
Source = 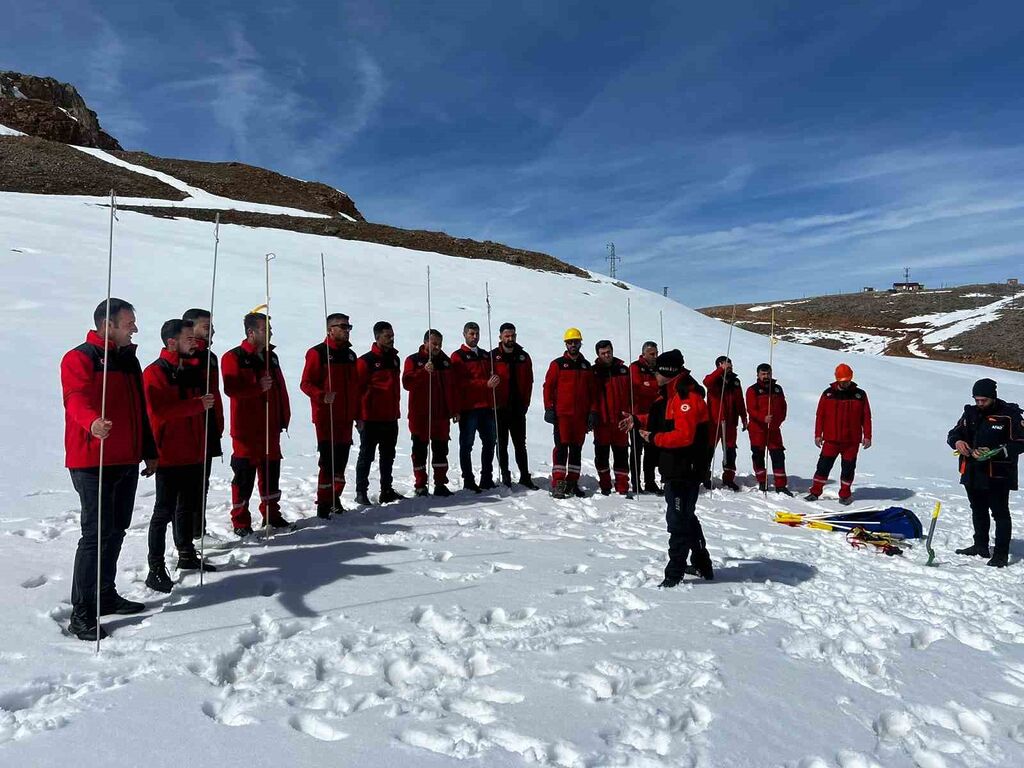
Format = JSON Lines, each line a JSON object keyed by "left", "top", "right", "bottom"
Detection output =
{"left": 946, "top": 399, "right": 1024, "bottom": 490}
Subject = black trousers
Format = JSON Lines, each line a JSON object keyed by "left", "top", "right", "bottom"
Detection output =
{"left": 496, "top": 406, "right": 530, "bottom": 479}
{"left": 630, "top": 425, "right": 659, "bottom": 489}
{"left": 193, "top": 455, "right": 215, "bottom": 538}
{"left": 149, "top": 464, "right": 202, "bottom": 563}
{"left": 967, "top": 484, "right": 1012, "bottom": 556}
{"left": 356, "top": 420, "right": 399, "bottom": 493}
{"left": 70, "top": 465, "right": 139, "bottom": 613}
{"left": 664, "top": 480, "right": 704, "bottom": 581}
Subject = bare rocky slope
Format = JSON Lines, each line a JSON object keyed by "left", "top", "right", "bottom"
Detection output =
{"left": 0, "top": 71, "right": 587, "bottom": 277}
{"left": 700, "top": 283, "right": 1024, "bottom": 372}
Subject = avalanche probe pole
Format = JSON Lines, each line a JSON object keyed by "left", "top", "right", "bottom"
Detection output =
{"left": 199, "top": 214, "right": 220, "bottom": 584}
{"left": 485, "top": 282, "right": 499, "bottom": 467}
{"left": 659, "top": 310, "right": 664, "bottom": 349}
{"left": 95, "top": 190, "right": 117, "bottom": 652}
{"left": 762, "top": 308, "right": 776, "bottom": 499}
{"left": 263, "top": 253, "right": 276, "bottom": 544}
{"left": 320, "top": 253, "right": 336, "bottom": 517}
{"left": 925, "top": 501, "right": 941, "bottom": 566}
{"left": 627, "top": 299, "right": 640, "bottom": 497}
{"left": 709, "top": 304, "right": 737, "bottom": 498}
{"left": 426, "top": 266, "right": 433, "bottom": 492}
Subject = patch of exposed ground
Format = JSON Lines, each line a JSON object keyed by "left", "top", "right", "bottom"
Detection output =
{"left": 0, "top": 137, "right": 186, "bottom": 199}
{"left": 700, "top": 284, "right": 1024, "bottom": 372}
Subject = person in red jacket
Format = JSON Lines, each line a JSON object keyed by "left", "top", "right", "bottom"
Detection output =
{"left": 704, "top": 356, "right": 748, "bottom": 491}
{"left": 182, "top": 308, "right": 224, "bottom": 538}
{"left": 221, "top": 311, "right": 292, "bottom": 536}
{"left": 143, "top": 319, "right": 218, "bottom": 594}
{"left": 629, "top": 341, "right": 661, "bottom": 495}
{"left": 355, "top": 321, "right": 405, "bottom": 505}
{"left": 593, "top": 340, "right": 633, "bottom": 495}
{"left": 544, "top": 327, "right": 597, "bottom": 498}
{"left": 806, "top": 363, "right": 873, "bottom": 504}
{"left": 62, "top": 298, "right": 155, "bottom": 640}
{"left": 301, "top": 312, "right": 360, "bottom": 518}
{"left": 403, "top": 329, "right": 457, "bottom": 497}
{"left": 638, "top": 350, "right": 713, "bottom": 587}
{"left": 746, "top": 363, "right": 792, "bottom": 496}
{"left": 451, "top": 321, "right": 500, "bottom": 492}
{"left": 492, "top": 322, "right": 537, "bottom": 489}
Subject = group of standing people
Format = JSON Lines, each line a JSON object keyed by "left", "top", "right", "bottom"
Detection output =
{"left": 59, "top": 300, "right": 1022, "bottom": 640}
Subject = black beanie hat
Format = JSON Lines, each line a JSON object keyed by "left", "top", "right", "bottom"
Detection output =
{"left": 972, "top": 378, "right": 997, "bottom": 399}
{"left": 655, "top": 349, "right": 684, "bottom": 377}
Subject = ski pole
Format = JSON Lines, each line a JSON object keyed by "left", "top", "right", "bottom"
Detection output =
{"left": 264, "top": 252, "right": 276, "bottom": 544}
{"left": 320, "top": 253, "right": 336, "bottom": 517}
{"left": 199, "top": 214, "right": 219, "bottom": 584}
{"left": 709, "top": 304, "right": 737, "bottom": 496}
{"left": 95, "top": 190, "right": 117, "bottom": 652}
{"left": 925, "top": 501, "right": 941, "bottom": 566}
{"left": 659, "top": 310, "right": 664, "bottom": 349}
{"left": 626, "top": 299, "right": 640, "bottom": 496}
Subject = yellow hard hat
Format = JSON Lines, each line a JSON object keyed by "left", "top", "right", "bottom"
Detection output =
{"left": 563, "top": 327, "right": 583, "bottom": 342}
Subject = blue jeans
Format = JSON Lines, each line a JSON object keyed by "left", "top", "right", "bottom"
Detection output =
{"left": 459, "top": 408, "right": 496, "bottom": 482}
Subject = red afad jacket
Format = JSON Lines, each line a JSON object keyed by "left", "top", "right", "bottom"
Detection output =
{"left": 356, "top": 342, "right": 401, "bottom": 422}
{"left": 704, "top": 367, "right": 748, "bottom": 426}
{"left": 491, "top": 344, "right": 534, "bottom": 410}
{"left": 451, "top": 344, "right": 494, "bottom": 411}
{"left": 630, "top": 357, "right": 659, "bottom": 416}
{"left": 143, "top": 349, "right": 207, "bottom": 466}
{"left": 300, "top": 337, "right": 361, "bottom": 442}
{"left": 187, "top": 339, "right": 225, "bottom": 457}
{"left": 746, "top": 381, "right": 787, "bottom": 444}
{"left": 221, "top": 339, "right": 291, "bottom": 460}
{"left": 61, "top": 330, "right": 156, "bottom": 469}
{"left": 593, "top": 357, "right": 632, "bottom": 444}
{"left": 543, "top": 353, "right": 595, "bottom": 420}
{"left": 402, "top": 347, "right": 457, "bottom": 439}
{"left": 815, "top": 382, "right": 872, "bottom": 444}
{"left": 653, "top": 375, "right": 711, "bottom": 450}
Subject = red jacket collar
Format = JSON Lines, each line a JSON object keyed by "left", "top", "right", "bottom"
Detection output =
{"left": 241, "top": 339, "right": 275, "bottom": 355}
{"left": 86, "top": 329, "right": 116, "bottom": 350}
{"left": 371, "top": 341, "right": 397, "bottom": 356}
{"left": 325, "top": 336, "right": 351, "bottom": 350}
{"left": 195, "top": 337, "right": 210, "bottom": 352}
{"left": 159, "top": 348, "right": 181, "bottom": 366}
{"left": 461, "top": 343, "right": 480, "bottom": 355}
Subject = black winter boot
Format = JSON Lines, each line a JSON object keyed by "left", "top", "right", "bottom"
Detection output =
{"left": 691, "top": 548, "right": 715, "bottom": 581}
{"left": 100, "top": 592, "right": 147, "bottom": 615}
{"left": 146, "top": 564, "right": 174, "bottom": 593}
{"left": 378, "top": 488, "right": 406, "bottom": 504}
{"left": 776, "top": 487, "right": 794, "bottom": 497}
{"left": 551, "top": 480, "right": 568, "bottom": 499}
{"left": 433, "top": 484, "right": 453, "bottom": 497}
{"left": 463, "top": 478, "right": 481, "bottom": 493}
{"left": 68, "top": 609, "right": 108, "bottom": 641}
{"left": 987, "top": 553, "right": 1009, "bottom": 568}
{"left": 413, "top": 486, "right": 428, "bottom": 498}
{"left": 955, "top": 543, "right": 990, "bottom": 557}
{"left": 519, "top": 475, "right": 539, "bottom": 490}
{"left": 354, "top": 491, "right": 372, "bottom": 506}
{"left": 177, "top": 552, "right": 217, "bottom": 572}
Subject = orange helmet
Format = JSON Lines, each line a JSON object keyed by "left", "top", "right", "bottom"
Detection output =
{"left": 834, "top": 363, "right": 854, "bottom": 382}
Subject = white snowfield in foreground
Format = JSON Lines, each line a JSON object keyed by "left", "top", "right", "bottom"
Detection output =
{"left": 1, "top": 191, "right": 1024, "bottom": 767}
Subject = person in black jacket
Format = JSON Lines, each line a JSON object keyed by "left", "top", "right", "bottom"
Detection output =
{"left": 947, "top": 378, "right": 1024, "bottom": 567}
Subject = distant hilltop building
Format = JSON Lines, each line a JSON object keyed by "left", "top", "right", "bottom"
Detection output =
{"left": 892, "top": 281, "right": 923, "bottom": 292}
{"left": 1008, "top": 278, "right": 1019, "bottom": 286}
{"left": 862, "top": 286, "right": 876, "bottom": 292}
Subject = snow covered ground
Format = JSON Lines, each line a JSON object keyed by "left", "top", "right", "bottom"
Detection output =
{"left": 0, "top": 122, "right": 26, "bottom": 136}
{"left": 903, "top": 292, "right": 1024, "bottom": 346}
{"left": 2, "top": 190, "right": 1024, "bottom": 767}
{"left": 782, "top": 329, "right": 891, "bottom": 356}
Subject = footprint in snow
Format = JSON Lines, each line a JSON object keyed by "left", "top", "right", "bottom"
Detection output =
{"left": 20, "top": 575, "right": 48, "bottom": 589}
{"left": 288, "top": 712, "right": 348, "bottom": 741}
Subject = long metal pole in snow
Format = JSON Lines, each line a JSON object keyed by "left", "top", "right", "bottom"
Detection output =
{"left": 485, "top": 282, "right": 498, "bottom": 453}
{"left": 709, "top": 304, "right": 737, "bottom": 497}
{"left": 263, "top": 253, "right": 276, "bottom": 543}
{"left": 95, "top": 190, "right": 117, "bottom": 652}
{"left": 762, "top": 308, "right": 776, "bottom": 499}
{"left": 627, "top": 299, "right": 640, "bottom": 497}
{"left": 199, "top": 214, "right": 220, "bottom": 584}
{"left": 426, "top": 266, "right": 433, "bottom": 490}
{"left": 321, "top": 253, "right": 336, "bottom": 516}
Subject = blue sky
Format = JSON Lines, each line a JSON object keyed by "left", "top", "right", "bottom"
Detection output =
{"left": 4, "top": 0, "right": 1024, "bottom": 305}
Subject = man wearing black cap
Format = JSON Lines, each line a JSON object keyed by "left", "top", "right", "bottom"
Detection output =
{"left": 638, "top": 350, "right": 713, "bottom": 587}
{"left": 947, "top": 378, "right": 1024, "bottom": 567}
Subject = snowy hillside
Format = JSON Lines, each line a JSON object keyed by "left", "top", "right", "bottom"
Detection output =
{"left": 3, "top": 188, "right": 1024, "bottom": 767}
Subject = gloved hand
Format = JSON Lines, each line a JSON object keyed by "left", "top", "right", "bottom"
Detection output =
{"left": 544, "top": 407, "right": 556, "bottom": 424}
{"left": 587, "top": 412, "right": 599, "bottom": 431}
